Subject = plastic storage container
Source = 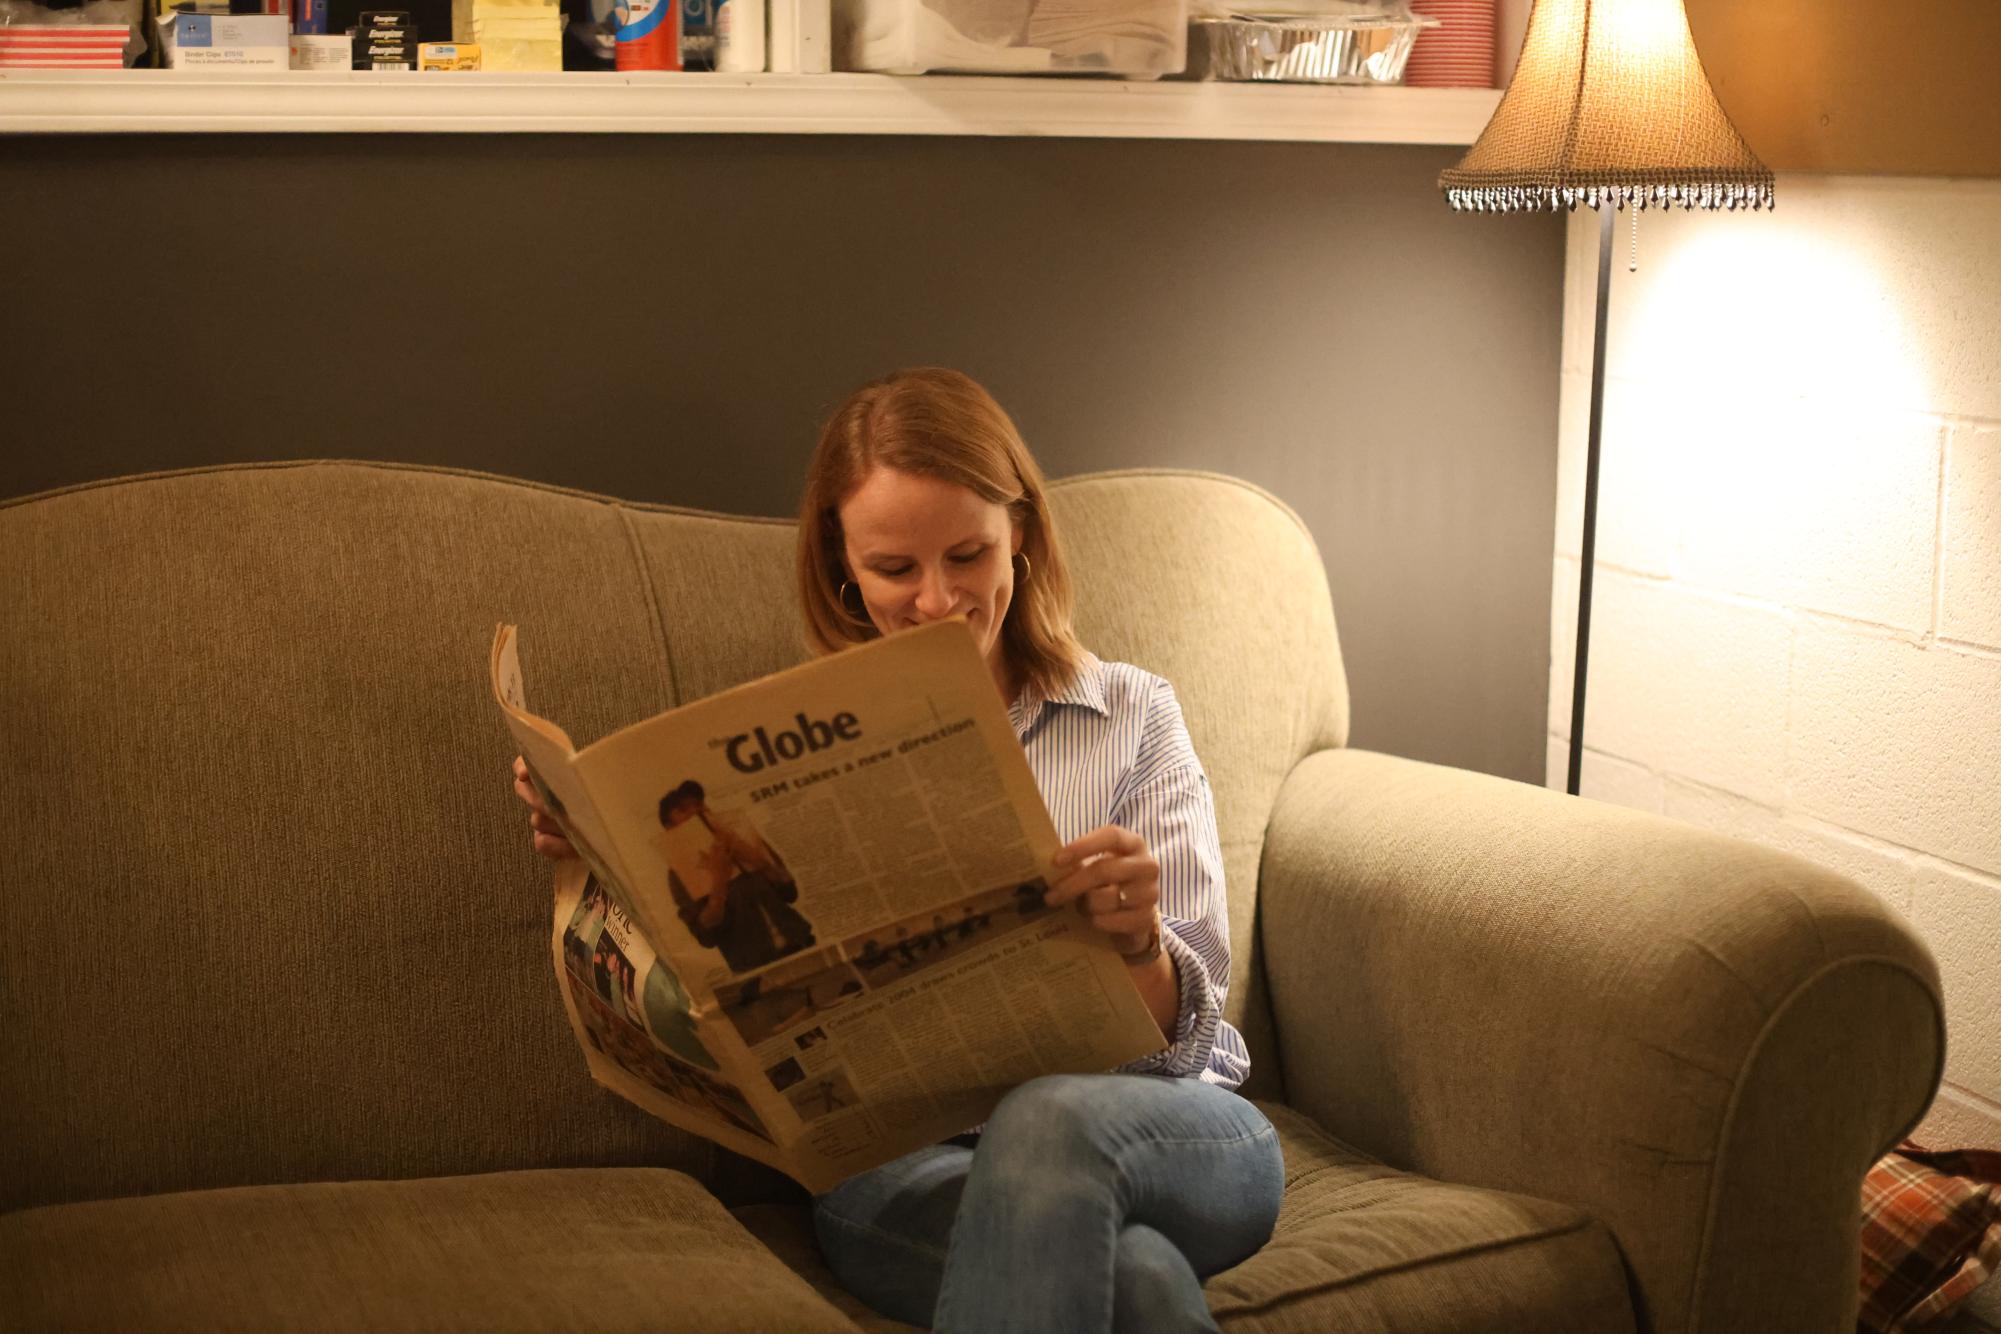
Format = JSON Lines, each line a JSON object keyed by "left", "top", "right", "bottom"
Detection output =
{"left": 833, "top": 0, "right": 1187, "bottom": 78}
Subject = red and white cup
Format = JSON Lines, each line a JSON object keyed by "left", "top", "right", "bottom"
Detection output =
{"left": 1403, "top": 0, "right": 1496, "bottom": 88}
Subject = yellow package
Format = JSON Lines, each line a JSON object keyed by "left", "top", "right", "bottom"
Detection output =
{"left": 418, "top": 40, "right": 481, "bottom": 68}
{"left": 472, "top": 34, "right": 560, "bottom": 70}
{"left": 453, "top": 0, "right": 551, "bottom": 42}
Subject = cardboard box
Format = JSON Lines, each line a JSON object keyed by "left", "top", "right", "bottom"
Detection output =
{"left": 289, "top": 32, "right": 353, "bottom": 67}
{"left": 418, "top": 41, "right": 481, "bottom": 68}
{"left": 158, "top": 13, "right": 288, "bottom": 67}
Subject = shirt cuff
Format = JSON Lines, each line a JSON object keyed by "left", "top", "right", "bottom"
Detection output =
{"left": 1114, "top": 920, "right": 1221, "bottom": 1080}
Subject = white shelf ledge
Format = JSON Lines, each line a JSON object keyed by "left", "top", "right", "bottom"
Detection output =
{"left": 0, "top": 68, "right": 1500, "bottom": 140}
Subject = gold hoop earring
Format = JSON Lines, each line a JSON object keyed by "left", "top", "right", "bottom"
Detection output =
{"left": 1012, "top": 552, "right": 1031, "bottom": 583}
{"left": 838, "top": 580, "right": 866, "bottom": 619}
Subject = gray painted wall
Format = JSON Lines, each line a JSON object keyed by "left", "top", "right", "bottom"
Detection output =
{"left": 0, "top": 132, "right": 1563, "bottom": 782}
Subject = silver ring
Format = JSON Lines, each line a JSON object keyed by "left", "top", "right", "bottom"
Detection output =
{"left": 1116, "top": 886, "right": 1130, "bottom": 908}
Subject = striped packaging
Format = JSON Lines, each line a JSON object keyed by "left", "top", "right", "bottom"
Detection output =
{"left": 1402, "top": 0, "right": 1493, "bottom": 88}
{"left": 0, "top": 24, "right": 131, "bottom": 67}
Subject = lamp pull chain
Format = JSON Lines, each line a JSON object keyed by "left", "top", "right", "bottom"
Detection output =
{"left": 1629, "top": 204, "right": 1640, "bottom": 273}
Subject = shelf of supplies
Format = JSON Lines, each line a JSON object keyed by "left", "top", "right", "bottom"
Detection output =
{"left": 0, "top": 68, "right": 1501, "bottom": 140}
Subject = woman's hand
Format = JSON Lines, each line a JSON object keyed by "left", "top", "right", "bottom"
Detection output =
{"left": 512, "top": 755, "right": 579, "bottom": 862}
{"left": 1044, "top": 825, "right": 1160, "bottom": 956}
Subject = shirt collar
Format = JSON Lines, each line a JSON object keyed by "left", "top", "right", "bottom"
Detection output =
{"left": 1010, "top": 650, "right": 1109, "bottom": 735}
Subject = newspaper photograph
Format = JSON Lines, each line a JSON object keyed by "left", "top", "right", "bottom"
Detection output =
{"left": 492, "top": 618, "right": 1167, "bottom": 1193}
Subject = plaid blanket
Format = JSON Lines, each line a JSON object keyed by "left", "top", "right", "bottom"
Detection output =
{"left": 1860, "top": 1142, "right": 2001, "bottom": 1333}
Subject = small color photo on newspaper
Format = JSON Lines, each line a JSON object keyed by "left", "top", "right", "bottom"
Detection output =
{"left": 656, "top": 779, "right": 819, "bottom": 976}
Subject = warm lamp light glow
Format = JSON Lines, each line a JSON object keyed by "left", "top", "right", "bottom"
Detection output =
{"left": 1626, "top": 218, "right": 1924, "bottom": 416}
{"left": 1441, "top": 0, "right": 1773, "bottom": 213}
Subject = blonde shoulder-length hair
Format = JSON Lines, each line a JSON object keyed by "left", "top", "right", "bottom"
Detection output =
{"left": 795, "top": 367, "right": 1084, "bottom": 701}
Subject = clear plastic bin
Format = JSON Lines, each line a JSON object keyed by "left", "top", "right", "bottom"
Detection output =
{"left": 833, "top": 0, "right": 1187, "bottom": 78}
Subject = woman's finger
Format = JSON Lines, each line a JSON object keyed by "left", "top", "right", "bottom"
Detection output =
{"left": 1053, "top": 824, "right": 1143, "bottom": 869}
{"left": 1043, "top": 868, "right": 1088, "bottom": 906}
{"left": 1049, "top": 849, "right": 1156, "bottom": 902}
{"left": 1081, "top": 879, "right": 1156, "bottom": 917}
{"left": 512, "top": 756, "right": 541, "bottom": 795}
{"left": 513, "top": 774, "right": 551, "bottom": 816}
{"left": 1046, "top": 849, "right": 1141, "bottom": 898}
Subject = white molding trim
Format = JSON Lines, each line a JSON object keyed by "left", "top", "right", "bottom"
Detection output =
{"left": 0, "top": 68, "right": 1500, "bottom": 141}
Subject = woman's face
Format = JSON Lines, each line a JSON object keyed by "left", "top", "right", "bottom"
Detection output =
{"left": 837, "top": 465, "right": 1022, "bottom": 684}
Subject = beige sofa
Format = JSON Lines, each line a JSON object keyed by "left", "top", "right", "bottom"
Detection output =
{"left": 0, "top": 460, "right": 1945, "bottom": 1333}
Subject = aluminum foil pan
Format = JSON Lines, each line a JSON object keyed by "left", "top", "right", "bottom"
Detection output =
{"left": 1192, "top": 11, "right": 1435, "bottom": 84}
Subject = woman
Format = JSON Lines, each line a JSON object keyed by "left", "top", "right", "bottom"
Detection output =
{"left": 513, "top": 368, "right": 1283, "bottom": 1333}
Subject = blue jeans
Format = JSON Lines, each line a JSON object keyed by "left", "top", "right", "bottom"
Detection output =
{"left": 813, "top": 1074, "right": 1284, "bottom": 1333}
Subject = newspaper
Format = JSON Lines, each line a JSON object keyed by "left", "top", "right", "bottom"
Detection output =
{"left": 490, "top": 618, "right": 1167, "bottom": 1193}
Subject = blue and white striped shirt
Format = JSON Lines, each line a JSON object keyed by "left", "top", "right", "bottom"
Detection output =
{"left": 1010, "top": 652, "right": 1250, "bottom": 1090}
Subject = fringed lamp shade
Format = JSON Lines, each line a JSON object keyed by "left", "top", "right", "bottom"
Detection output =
{"left": 1440, "top": 0, "right": 1774, "bottom": 213}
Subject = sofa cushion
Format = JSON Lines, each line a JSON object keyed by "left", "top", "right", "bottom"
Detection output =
{"left": 732, "top": 1103, "right": 1635, "bottom": 1333}
{"left": 1206, "top": 1105, "right": 1636, "bottom": 1333}
{"left": 1, "top": 1166, "right": 857, "bottom": 1334}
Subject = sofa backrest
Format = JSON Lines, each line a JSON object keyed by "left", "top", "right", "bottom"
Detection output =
{"left": 0, "top": 461, "right": 1347, "bottom": 1211}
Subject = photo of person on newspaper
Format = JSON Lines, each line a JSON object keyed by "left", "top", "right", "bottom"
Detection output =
{"left": 515, "top": 367, "right": 1279, "bottom": 1334}
{"left": 656, "top": 779, "right": 816, "bottom": 975}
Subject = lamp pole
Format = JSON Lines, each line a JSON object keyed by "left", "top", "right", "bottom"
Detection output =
{"left": 1567, "top": 205, "right": 1615, "bottom": 798}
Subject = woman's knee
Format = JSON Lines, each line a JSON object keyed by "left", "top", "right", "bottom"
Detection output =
{"left": 981, "top": 1074, "right": 1116, "bottom": 1165}
{"left": 1113, "top": 1223, "right": 1217, "bottom": 1334}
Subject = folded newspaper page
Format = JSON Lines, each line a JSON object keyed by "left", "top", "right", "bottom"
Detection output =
{"left": 491, "top": 618, "right": 1167, "bottom": 1192}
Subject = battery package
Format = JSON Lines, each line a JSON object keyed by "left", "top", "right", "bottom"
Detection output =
{"left": 353, "top": 9, "right": 416, "bottom": 67}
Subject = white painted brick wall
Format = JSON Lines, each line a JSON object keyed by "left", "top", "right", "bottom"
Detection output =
{"left": 1669, "top": 406, "right": 1940, "bottom": 630}
{"left": 1790, "top": 624, "right": 2001, "bottom": 875}
{"left": 1545, "top": 735, "right": 1664, "bottom": 812}
{"left": 1548, "top": 178, "right": 2001, "bottom": 1149}
{"left": 1911, "top": 868, "right": 2001, "bottom": 1100}
{"left": 1581, "top": 572, "right": 1794, "bottom": 803}
{"left": 1944, "top": 425, "right": 2001, "bottom": 647}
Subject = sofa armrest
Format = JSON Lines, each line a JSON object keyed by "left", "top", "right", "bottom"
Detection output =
{"left": 1260, "top": 748, "right": 1944, "bottom": 1334}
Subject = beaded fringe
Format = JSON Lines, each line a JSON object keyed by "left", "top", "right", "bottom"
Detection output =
{"left": 1443, "top": 180, "right": 1775, "bottom": 213}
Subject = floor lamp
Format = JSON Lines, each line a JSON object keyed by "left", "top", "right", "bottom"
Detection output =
{"left": 1439, "top": 0, "right": 1774, "bottom": 796}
